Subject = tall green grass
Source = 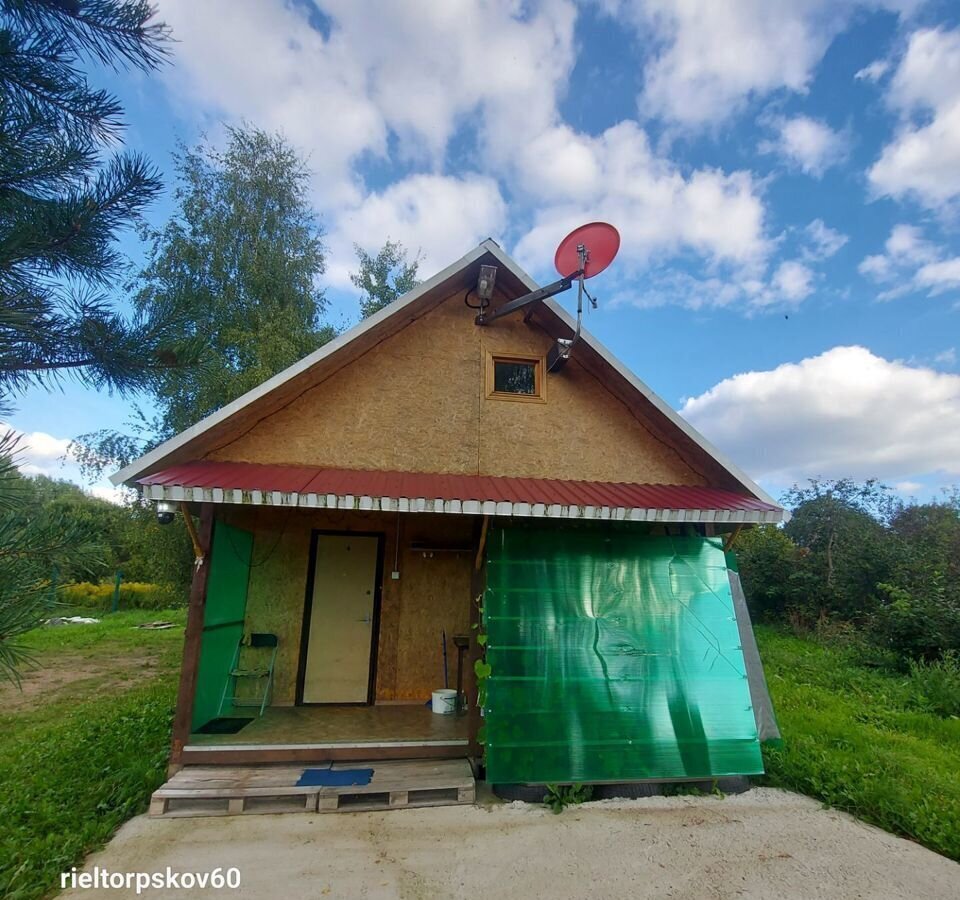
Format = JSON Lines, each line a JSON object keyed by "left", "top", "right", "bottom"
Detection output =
{"left": 757, "top": 625, "right": 960, "bottom": 860}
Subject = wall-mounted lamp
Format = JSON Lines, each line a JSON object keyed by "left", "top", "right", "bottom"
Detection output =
{"left": 477, "top": 265, "right": 497, "bottom": 301}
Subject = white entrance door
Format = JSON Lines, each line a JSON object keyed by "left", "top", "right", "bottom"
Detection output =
{"left": 301, "top": 534, "right": 380, "bottom": 703}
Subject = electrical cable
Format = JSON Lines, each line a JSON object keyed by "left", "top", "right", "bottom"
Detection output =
{"left": 224, "top": 505, "right": 296, "bottom": 568}
{"left": 463, "top": 286, "right": 488, "bottom": 312}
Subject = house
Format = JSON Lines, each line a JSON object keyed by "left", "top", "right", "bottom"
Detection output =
{"left": 113, "top": 238, "right": 784, "bottom": 810}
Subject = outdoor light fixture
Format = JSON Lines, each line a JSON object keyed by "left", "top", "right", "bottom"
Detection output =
{"left": 156, "top": 499, "right": 177, "bottom": 526}
{"left": 476, "top": 264, "right": 497, "bottom": 301}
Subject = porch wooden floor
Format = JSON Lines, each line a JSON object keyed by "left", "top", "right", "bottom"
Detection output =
{"left": 151, "top": 758, "right": 476, "bottom": 817}
{"left": 188, "top": 704, "right": 470, "bottom": 749}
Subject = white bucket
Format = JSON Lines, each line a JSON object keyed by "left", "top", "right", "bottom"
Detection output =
{"left": 431, "top": 688, "right": 457, "bottom": 715}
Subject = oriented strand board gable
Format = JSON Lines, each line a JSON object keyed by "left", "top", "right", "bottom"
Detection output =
{"left": 206, "top": 290, "right": 706, "bottom": 485}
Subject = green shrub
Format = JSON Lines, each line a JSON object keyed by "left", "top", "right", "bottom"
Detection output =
{"left": 910, "top": 652, "right": 960, "bottom": 718}
{"left": 59, "top": 580, "right": 184, "bottom": 611}
{"left": 868, "top": 582, "right": 960, "bottom": 664}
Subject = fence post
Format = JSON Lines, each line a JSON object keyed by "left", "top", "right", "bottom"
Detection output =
{"left": 112, "top": 570, "right": 122, "bottom": 613}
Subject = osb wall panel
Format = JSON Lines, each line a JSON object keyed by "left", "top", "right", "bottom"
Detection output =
{"left": 208, "top": 295, "right": 480, "bottom": 475}
{"left": 395, "top": 516, "right": 474, "bottom": 701}
{"left": 215, "top": 508, "right": 471, "bottom": 705}
{"left": 207, "top": 291, "right": 704, "bottom": 486}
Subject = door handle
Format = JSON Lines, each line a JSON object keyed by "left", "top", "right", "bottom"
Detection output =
{"left": 357, "top": 615, "right": 371, "bottom": 625}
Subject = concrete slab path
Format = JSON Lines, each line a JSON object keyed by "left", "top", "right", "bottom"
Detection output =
{"left": 58, "top": 788, "right": 959, "bottom": 899}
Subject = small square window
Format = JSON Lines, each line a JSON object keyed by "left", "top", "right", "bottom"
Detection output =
{"left": 494, "top": 359, "right": 536, "bottom": 395}
{"left": 486, "top": 353, "right": 544, "bottom": 402}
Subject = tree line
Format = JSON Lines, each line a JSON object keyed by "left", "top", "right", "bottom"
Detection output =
{"left": 736, "top": 479, "right": 960, "bottom": 666}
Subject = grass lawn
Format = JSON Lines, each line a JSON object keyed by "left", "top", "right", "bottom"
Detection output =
{"left": 0, "top": 609, "right": 186, "bottom": 900}
{"left": 756, "top": 625, "right": 960, "bottom": 861}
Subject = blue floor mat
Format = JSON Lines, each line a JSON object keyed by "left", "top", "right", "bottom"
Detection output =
{"left": 296, "top": 766, "right": 374, "bottom": 787}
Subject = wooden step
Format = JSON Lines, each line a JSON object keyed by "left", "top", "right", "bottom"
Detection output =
{"left": 150, "top": 759, "right": 474, "bottom": 818}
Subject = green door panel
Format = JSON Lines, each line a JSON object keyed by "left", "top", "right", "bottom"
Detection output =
{"left": 483, "top": 527, "right": 763, "bottom": 784}
{"left": 191, "top": 522, "right": 254, "bottom": 731}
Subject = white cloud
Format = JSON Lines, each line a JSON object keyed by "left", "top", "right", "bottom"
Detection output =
{"left": 760, "top": 115, "right": 849, "bottom": 176}
{"left": 771, "top": 260, "right": 815, "bottom": 301}
{"left": 858, "top": 224, "right": 959, "bottom": 298}
{"left": 934, "top": 348, "right": 957, "bottom": 366}
{"left": 681, "top": 346, "right": 960, "bottom": 484}
{"left": 608, "top": 257, "right": 816, "bottom": 313}
{"left": 915, "top": 258, "right": 960, "bottom": 293}
{"left": 156, "top": 0, "right": 576, "bottom": 206}
{"left": 326, "top": 174, "right": 508, "bottom": 288}
{"left": 88, "top": 485, "right": 130, "bottom": 505}
{"left": 894, "top": 480, "right": 923, "bottom": 493}
{"left": 513, "top": 122, "right": 771, "bottom": 274}
{"left": 2, "top": 426, "right": 70, "bottom": 477}
{"left": 884, "top": 222, "right": 937, "bottom": 262}
{"left": 606, "top": 0, "right": 918, "bottom": 127}
{"left": 1, "top": 423, "right": 125, "bottom": 504}
{"left": 156, "top": 0, "right": 382, "bottom": 208}
{"left": 855, "top": 58, "right": 890, "bottom": 81}
{"left": 802, "top": 219, "right": 848, "bottom": 260}
{"left": 869, "top": 28, "right": 960, "bottom": 209}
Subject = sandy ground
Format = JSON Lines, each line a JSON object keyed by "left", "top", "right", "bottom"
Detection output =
{"left": 57, "top": 788, "right": 958, "bottom": 900}
{"left": 0, "top": 652, "right": 161, "bottom": 712}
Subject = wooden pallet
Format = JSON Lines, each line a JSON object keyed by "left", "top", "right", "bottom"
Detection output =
{"left": 150, "top": 759, "right": 475, "bottom": 818}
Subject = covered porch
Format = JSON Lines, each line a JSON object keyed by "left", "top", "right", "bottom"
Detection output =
{"left": 152, "top": 461, "right": 782, "bottom": 773}
{"left": 175, "top": 499, "right": 482, "bottom": 767}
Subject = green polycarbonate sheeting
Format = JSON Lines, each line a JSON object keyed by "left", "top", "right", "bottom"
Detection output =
{"left": 483, "top": 528, "right": 764, "bottom": 784}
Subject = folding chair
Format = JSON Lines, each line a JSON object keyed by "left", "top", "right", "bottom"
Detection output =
{"left": 217, "top": 633, "right": 278, "bottom": 718}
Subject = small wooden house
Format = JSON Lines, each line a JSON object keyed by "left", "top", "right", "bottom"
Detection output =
{"left": 114, "top": 239, "right": 784, "bottom": 803}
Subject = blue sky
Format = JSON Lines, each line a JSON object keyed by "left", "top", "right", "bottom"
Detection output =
{"left": 10, "top": 0, "right": 960, "bottom": 502}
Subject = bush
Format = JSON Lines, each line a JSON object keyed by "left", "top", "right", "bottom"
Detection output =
{"left": 59, "top": 580, "right": 184, "bottom": 611}
{"left": 910, "top": 652, "right": 960, "bottom": 718}
{"left": 868, "top": 581, "right": 960, "bottom": 664}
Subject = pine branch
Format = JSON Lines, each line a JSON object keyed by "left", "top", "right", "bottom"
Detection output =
{"left": 1, "top": 0, "right": 171, "bottom": 72}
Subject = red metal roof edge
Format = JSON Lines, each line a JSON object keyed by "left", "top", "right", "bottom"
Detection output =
{"left": 138, "top": 460, "right": 782, "bottom": 513}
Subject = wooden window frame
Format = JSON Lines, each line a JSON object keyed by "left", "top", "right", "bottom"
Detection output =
{"left": 485, "top": 352, "right": 546, "bottom": 403}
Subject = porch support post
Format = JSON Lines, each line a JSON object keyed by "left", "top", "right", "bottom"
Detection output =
{"left": 169, "top": 503, "right": 215, "bottom": 774}
{"left": 467, "top": 515, "right": 489, "bottom": 759}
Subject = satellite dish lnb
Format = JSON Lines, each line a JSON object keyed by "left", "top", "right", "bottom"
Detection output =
{"left": 475, "top": 222, "right": 620, "bottom": 372}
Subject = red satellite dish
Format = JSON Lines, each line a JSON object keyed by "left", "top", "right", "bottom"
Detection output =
{"left": 554, "top": 222, "right": 620, "bottom": 279}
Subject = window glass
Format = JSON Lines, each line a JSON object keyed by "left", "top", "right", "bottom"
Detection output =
{"left": 494, "top": 359, "right": 537, "bottom": 395}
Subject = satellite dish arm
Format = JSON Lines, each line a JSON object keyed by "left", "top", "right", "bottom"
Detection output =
{"left": 475, "top": 270, "right": 583, "bottom": 325}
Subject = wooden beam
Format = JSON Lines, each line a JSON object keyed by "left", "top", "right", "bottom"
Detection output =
{"left": 180, "top": 502, "right": 204, "bottom": 561}
{"left": 180, "top": 744, "right": 466, "bottom": 766}
{"left": 474, "top": 514, "right": 489, "bottom": 571}
{"left": 169, "top": 504, "right": 215, "bottom": 774}
{"left": 467, "top": 517, "right": 487, "bottom": 759}
{"left": 723, "top": 524, "right": 744, "bottom": 552}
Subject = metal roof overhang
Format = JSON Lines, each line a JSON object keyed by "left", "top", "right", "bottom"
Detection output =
{"left": 139, "top": 461, "right": 785, "bottom": 524}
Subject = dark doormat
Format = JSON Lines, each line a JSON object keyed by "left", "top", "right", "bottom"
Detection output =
{"left": 297, "top": 766, "right": 374, "bottom": 787}
{"left": 195, "top": 717, "right": 254, "bottom": 735}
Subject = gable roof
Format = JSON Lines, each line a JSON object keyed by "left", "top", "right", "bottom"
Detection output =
{"left": 111, "top": 239, "right": 780, "bottom": 510}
